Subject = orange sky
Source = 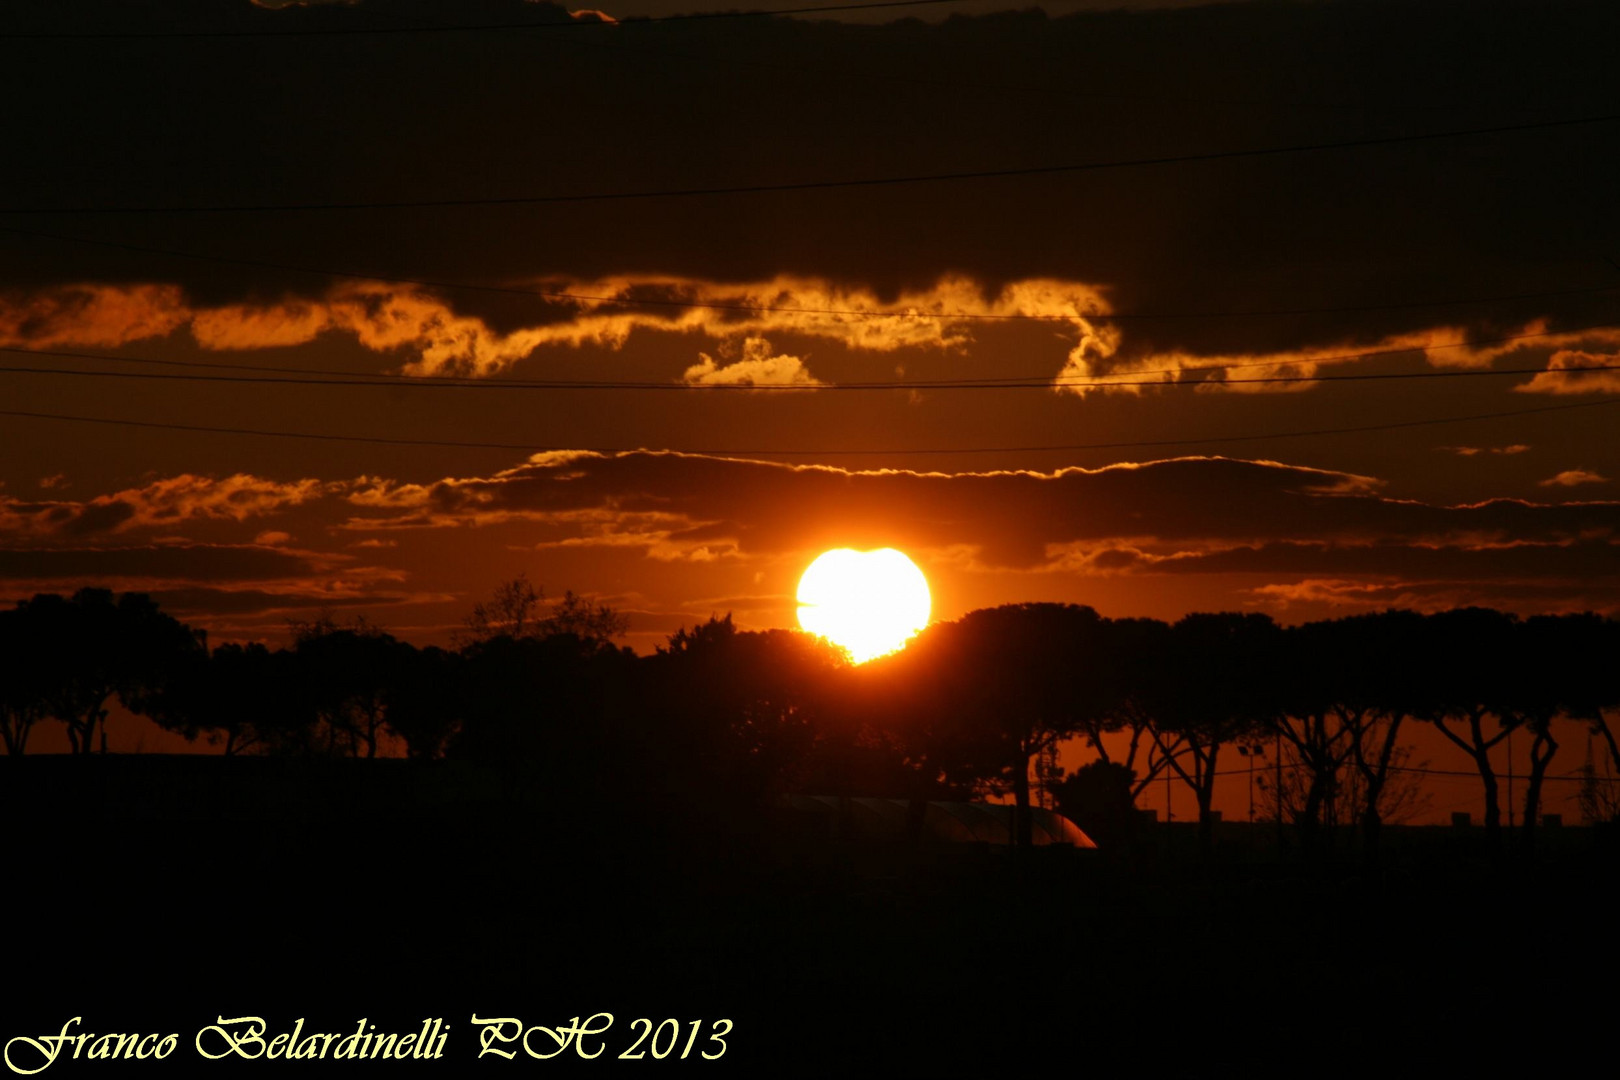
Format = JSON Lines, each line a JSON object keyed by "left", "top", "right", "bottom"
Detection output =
{"left": 3, "top": 0, "right": 1618, "bottom": 823}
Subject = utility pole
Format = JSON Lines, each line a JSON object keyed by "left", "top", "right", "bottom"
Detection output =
{"left": 1275, "top": 730, "right": 1284, "bottom": 851}
{"left": 1507, "top": 727, "right": 1515, "bottom": 830}
{"left": 1248, "top": 746, "right": 1255, "bottom": 823}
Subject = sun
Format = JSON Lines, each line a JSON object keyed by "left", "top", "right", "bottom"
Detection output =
{"left": 796, "top": 548, "right": 931, "bottom": 663}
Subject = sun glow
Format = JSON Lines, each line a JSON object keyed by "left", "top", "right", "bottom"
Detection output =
{"left": 796, "top": 548, "right": 931, "bottom": 663}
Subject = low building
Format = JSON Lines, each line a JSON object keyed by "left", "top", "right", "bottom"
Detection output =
{"left": 784, "top": 794, "right": 1097, "bottom": 847}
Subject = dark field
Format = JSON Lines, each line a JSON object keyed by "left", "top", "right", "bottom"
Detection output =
{"left": 9, "top": 756, "right": 1613, "bottom": 1077}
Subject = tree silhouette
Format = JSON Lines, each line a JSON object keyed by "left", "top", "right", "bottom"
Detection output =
{"left": 17, "top": 589, "right": 204, "bottom": 754}
{"left": 448, "top": 580, "right": 635, "bottom": 794}
{"left": 543, "top": 590, "right": 631, "bottom": 648}
{"left": 1068, "top": 616, "right": 1178, "bottom": 805}
{"left": 13, "top": 584, "right": 1617, "bottom": 877}
{"left": 1578, "top": 743, "right": 1620, "bottom": 825}
{"left": 385, "top": 645, "right": 463, "bottom": 760}
{"left": 1423, "top": 607, "right": 1521, "bottom": 852}
{"left": 290, "top": 616, "right": 412, "bottom": 758}
{"left": 870, "top": 604, "right": 1115, "bottom": 848}
{"left": 451, "top": 624, "right": 637, "bottom": 795}
{"left": 1268, "top": 610, "right": 1428, "bottom": 856}
{"left": 1142, "top": 612, "right": 1280, "bottom": 850}
{"left": 1054, "top": 760, "right": 1139, "bottom": 849}
{"left": 646, "top": 615, "right": 849, "bottom": 809}
{"left": 460, "top": 574, "right": 544, "bottom": 644}
{"left": 147, "top": 621, "right": 540, "bottom": 764}
{"left": 1507, "top": 613, "right": 1607, "bottom": 854}
{"left": 0, "top": 605, "right": 51, "bottom": 754}
{"left": 1334, "top": 610, "right": 1431, "bottom": 857}
{"left": 1269, "top": 619, "right": 1359, "bottom": 851}
{"left": 1576, "top": 616, "right": 1620, "bottom": 824}
{"left": 460, "top": 574, "right": 628, "bottom": 650}
{"left": 147, "top": 640, "right": 302, "bottom": 756}
{"left": 1257, "top": 736, "right": 1430, "bottom": 841}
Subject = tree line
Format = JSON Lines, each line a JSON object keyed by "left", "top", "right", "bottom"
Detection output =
{"left": 2, "top": 583, "right": 1617, "bottom": 857}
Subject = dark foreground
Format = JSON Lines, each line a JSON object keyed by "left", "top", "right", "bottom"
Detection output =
{"left": 8, "top": 756, "right": 1614, "bottom": 1078}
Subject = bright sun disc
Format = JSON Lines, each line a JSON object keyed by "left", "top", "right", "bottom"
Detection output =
{"left": 796, "top": 548, "right": 931, "bottom": 663}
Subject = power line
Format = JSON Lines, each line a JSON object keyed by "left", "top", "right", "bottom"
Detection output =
{"left": 4, "top": 357, "right": 1619, "bottom": 393}
{"left": 7, "top": 225, "right": 1618, "bottom": 324}
{"left": 5, "top": 113, "right": 1615, "bottom": 215}
{"left": 0, "top": 0, "right": 975, "bottom": 41}
{"left": 2, "top": 394, "right": 1615, "bottom": 456}
{"left": 1183, "top": 757, "right": 1607, "bottom": 784}
{"left": 2, "top": 324, "right": 1615, "bottom": 390}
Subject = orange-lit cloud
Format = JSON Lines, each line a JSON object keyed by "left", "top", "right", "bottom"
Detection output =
{"left": 1248, "top": 576, "right": 1620, "bottom": 615}
{"left": 0, "top": 276, "right": 1113, "bottom": 378}
{"left": 0, "top": 543, "right": 320, "bottom": 583}
{"left": 12, "top": 457, "right": 1619, "bottom": 572}
{"left": 1434, "top": 325, "right": 1620, "bottom": 371}
{"left": 8, "top": 455, "right": 1620, "bottom": 637}
{"left": 1539, "top": 469, "right": 1608, "bottom": 488}
{"left": 0, "top": 474, "right": 329, "bottom": 538}
{"left": 0, "top": 535, "right": 413, "bottom": 624}
{"left": 683, "top": 337, "right": 822, "bottom": 388}
{"left": 334, "top": 453, "right": 1619, "bottom": 570}
{"left": 9, "top": 0, "right": 1618, "bottom": 405}
{"left": 191, "top": 285, "right": 567, "bottom": 376}
{"left": 0, "top": 284, "right": 189, "bottom": 349}
{"left": 378, "top": 274, "right": 1114, "bottom": 378}
{"left": 1443, "top": 444, "right": 1530, "bottom": 456}
{"left": 1059, "top": 325, "right": 1511, "bottom": 397}
{"left": 1515, "top": 348, "right": 1620, "bottom": 394}
{"left": 7, "top": 279, "right": 1617, "bottom": 397}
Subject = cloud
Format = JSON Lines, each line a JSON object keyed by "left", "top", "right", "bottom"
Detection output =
{"left": 1144, "top": 538, "right": 1620, "bottom": 580}
{"left": 7, "top": 449, "right": 1619, "bottom": 631}
{"left": 1061, "top": 323, "right": 1620, "bottom": 398}
{"left": 1441, "top": 444, "right": 1530, "bottom": 456}
{"left": 0, "top": 544, "right": 320, "bottom": 583}
{"left": 141, "top": 586, "right": 405, "bottom": 617}
{"left": 518, "top": 508, "right": 731, "bottom": 561}
{"left": 8, "top": 456, "right": 1615, "bottom": 589}
{"left": 333, "top": 450, "right": 1614, "bottom": 616}
{"left": 1058, "top": 325, "right": 1479, "bottom": 397}
{"left": 0, "top": 474, "right": 329, "bottom": 538}
{"left": 683, "top": 337, "right": 823, "bottom": 388}
{"left": 0, "top": 274, "right": 1115, "bottom": 379}
{"left": 1515, "top": 348, "right": 1620, "bottom": 394}
{"left": 1433, "top": 327, "right": 1620, "bottom": 372}
{"left": 1249, "top": 577, "right": 1620, "bottom": 615}
{"left": 4, "top": 273, "right": 1615, "bottom": 396}
{"left": 339, "top": 452, "right": 1620, "bottom": 570}
{"left": 6, "top": 1, "right": 1619, "bottom": 634}
{"left": 0, "top": 284, "right": 189, "bottom": 349}
{"left": 1539, "top": 469, "right": 1609, "bottom": 488}
{"left": 681, "top": 593, "right": 794, "bottom": 614}
{"left": 0, "top": 280, "right": 599, "bottom": 376}
{"left": 5, "top": 0, "right": 1618, "bottom": 375}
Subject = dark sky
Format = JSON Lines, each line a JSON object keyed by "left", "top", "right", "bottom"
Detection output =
{"left": 3, "top": 0, "right": 1618, "bottom": 656}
